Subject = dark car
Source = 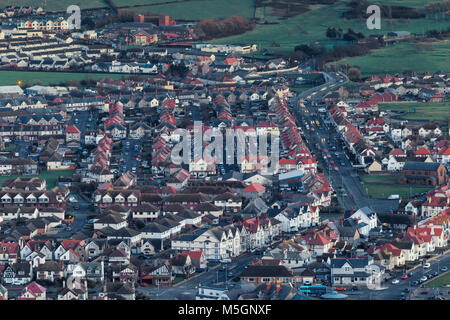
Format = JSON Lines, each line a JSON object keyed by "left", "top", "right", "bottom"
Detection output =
{"left": 351, "top": 286, "right": 359, "bottom": 291}
{"left": 411, "top": 281, "right": 419, "bottom": 286}
{"left": 403, "top": 288, "right": 411, "bottom": 293}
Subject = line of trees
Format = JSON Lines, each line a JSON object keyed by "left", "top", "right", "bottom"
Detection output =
{"left": 194, "top": 15, "right": 254, "bottom": 40}
{"left": 425, "top": 0, "right": 450, "bottom": 13}
{"left": 326, "top": 27, "right": 365, "bottom": 41}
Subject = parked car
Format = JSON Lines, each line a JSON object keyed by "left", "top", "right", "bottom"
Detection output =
{"left": 423, "top": 263, "right": 431, "bottom": 269}
{"left": 392, "top": 279, "right": 400, "bottom": 284}
{"left": 420, "top": 276, "right": 428, "bottom": 282}
{"left": 411, "top": 281, "right": 419, "bottom": 286}
{"left": 401, "top": 274, "right": 408, "bottom": 280}
{"left": 440, "top": 266, "right": 448, "bottom": 272}
{"left": 335, "top": 287, "right": 346, "bottom": 291}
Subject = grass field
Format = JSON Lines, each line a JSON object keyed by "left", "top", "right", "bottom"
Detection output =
{"left": 0, "top": 0, "right": 105, "bottom": 12}
{"left": 131, "top": 0, "right": 255, "bottom": 20}
{"left": 210, "top": 0, "right": 450, "bottom": 52}
{"left": 374, "top": 0, "right": 439, "bottom": 7}
{"left": 334, "top": 41, "right": 450, "bottom": 77}
{"left": 380, "top": 102, "right": 450, "bottom": 121}
{"left": 425, "top": 272, "right": 450, "bottom": 288}
{"left": 360, "top": 174, "right": 433, "bottom": 199}
{"left": 0, "top": 71, "right": 139, "bottom": 86}
{"left": 0, "top": 170, "right": 75, "bottom": 189}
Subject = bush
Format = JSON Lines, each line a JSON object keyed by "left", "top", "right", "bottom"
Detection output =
{"left": 194, "top": 15, "right": 254, "bottom": 40}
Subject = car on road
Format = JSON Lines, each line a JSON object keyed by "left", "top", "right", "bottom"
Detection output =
{"left": 441, "top": 266, "right": 448, "bottom": 272}
{"left": 335, "top": 287, "right": 346, "bottom": 291}
{"left": 420, "top": 276, "right": 428, "bottom": 282}
{"left": 403, "top": 288, "right": 411, "bottom": 293}
{"left": 334, "top": 167, "right": 339, "bottom": 171}
{"left": 392, "top": 279, "right": 400, "bottom": 284}
{"left": 411, "top": 281, "right": 419, "bottom": 286}
{"left": 401, "top": 274, "right": 409, "bottom": 280}
{"left": 423, "top": 263, "right": 431, "bottom": 269}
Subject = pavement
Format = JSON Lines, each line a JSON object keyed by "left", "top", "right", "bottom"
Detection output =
{"left": 137, "top": 252, "right": 258, "bottom": 300}
{"left": 51, "top": 192, "right": 92, "bottom": 239}
{"left": 343, "top": 251, "right": 450, "bottom": 300}
{"left": 119, "top": 138, "right": 142, "bottom": 174}
{"left": 69, "top": 110, "right": 99, "bottom": 142}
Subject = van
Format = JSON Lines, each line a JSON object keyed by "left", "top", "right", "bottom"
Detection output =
{"left": 220, "top": 258, "right": 231, "bottom": 263}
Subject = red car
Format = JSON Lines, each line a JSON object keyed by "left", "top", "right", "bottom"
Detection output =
{"left": 334, "top": 167, "right": 339, "bottom": 171}
{"left": 401, "top": 274, "right": 408, "bottom": 280}
{"left": 335, "top": 287, "right": 346, "bottom": 291}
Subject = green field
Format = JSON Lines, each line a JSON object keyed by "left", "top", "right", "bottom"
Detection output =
{"left": 360, "top": 174, "right": 433, "bottom": 199}
{"left": 380, "top": 102, "right": 450, "bottom": 121}
{"left": 210, "top": 0, "right": 450, "bottom": 52}
{"left": 333, "top": 42, "right": 450, "bottom": 77}
{"left": 131, "top": 0, "right": 255, "bottom": 20}
{"left": 0, "top": 170, "right": 75, "bottom": 189}
{"left": 374, "top": 0, "right": 439, "bottom": 7}
{"left": 0, "top": 0, "right": 105, "bottom": 12}
{"left": 425, "top": 272, "right": 450, "bottom": 288}
{"left": 334, "top": 41, "right": 450, "bottom": 77}
{"left": 0, "top": 71, "right": 140, "bottom": 86}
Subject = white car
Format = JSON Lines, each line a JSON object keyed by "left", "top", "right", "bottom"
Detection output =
{"left": 420, "top": 276, "right": 428, "bottom": 282}
{"left": 423, "top": 263, "right": 431, "bottom": 269}
{"left": 391, "top": 279, "right": 400, "bottom": 284}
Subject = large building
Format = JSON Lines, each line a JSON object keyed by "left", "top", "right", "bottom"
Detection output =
{"left": 399, "top": 162, "right": 448, "bottom": 186}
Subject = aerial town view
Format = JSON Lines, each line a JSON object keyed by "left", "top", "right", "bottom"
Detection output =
{"left": 0, "top": 0, "right": 448, "bottom": 307}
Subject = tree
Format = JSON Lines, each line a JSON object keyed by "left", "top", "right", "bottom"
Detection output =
{"left": 348, "top": 67, "right": 362, "bottom": 81}
{"left": 326, "top": 27, "right": 337, "bottom": 38}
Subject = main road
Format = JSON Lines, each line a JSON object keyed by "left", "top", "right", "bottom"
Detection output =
{"left": 137, "top": 252, "right": 259, "bottom": 300}
{"left": 289, "top": 71, "right": 398, "bottom": 213}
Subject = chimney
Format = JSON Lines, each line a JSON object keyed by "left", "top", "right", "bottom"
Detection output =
{"left": 276, "top": 280, "right": 281, "bottom": 293}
